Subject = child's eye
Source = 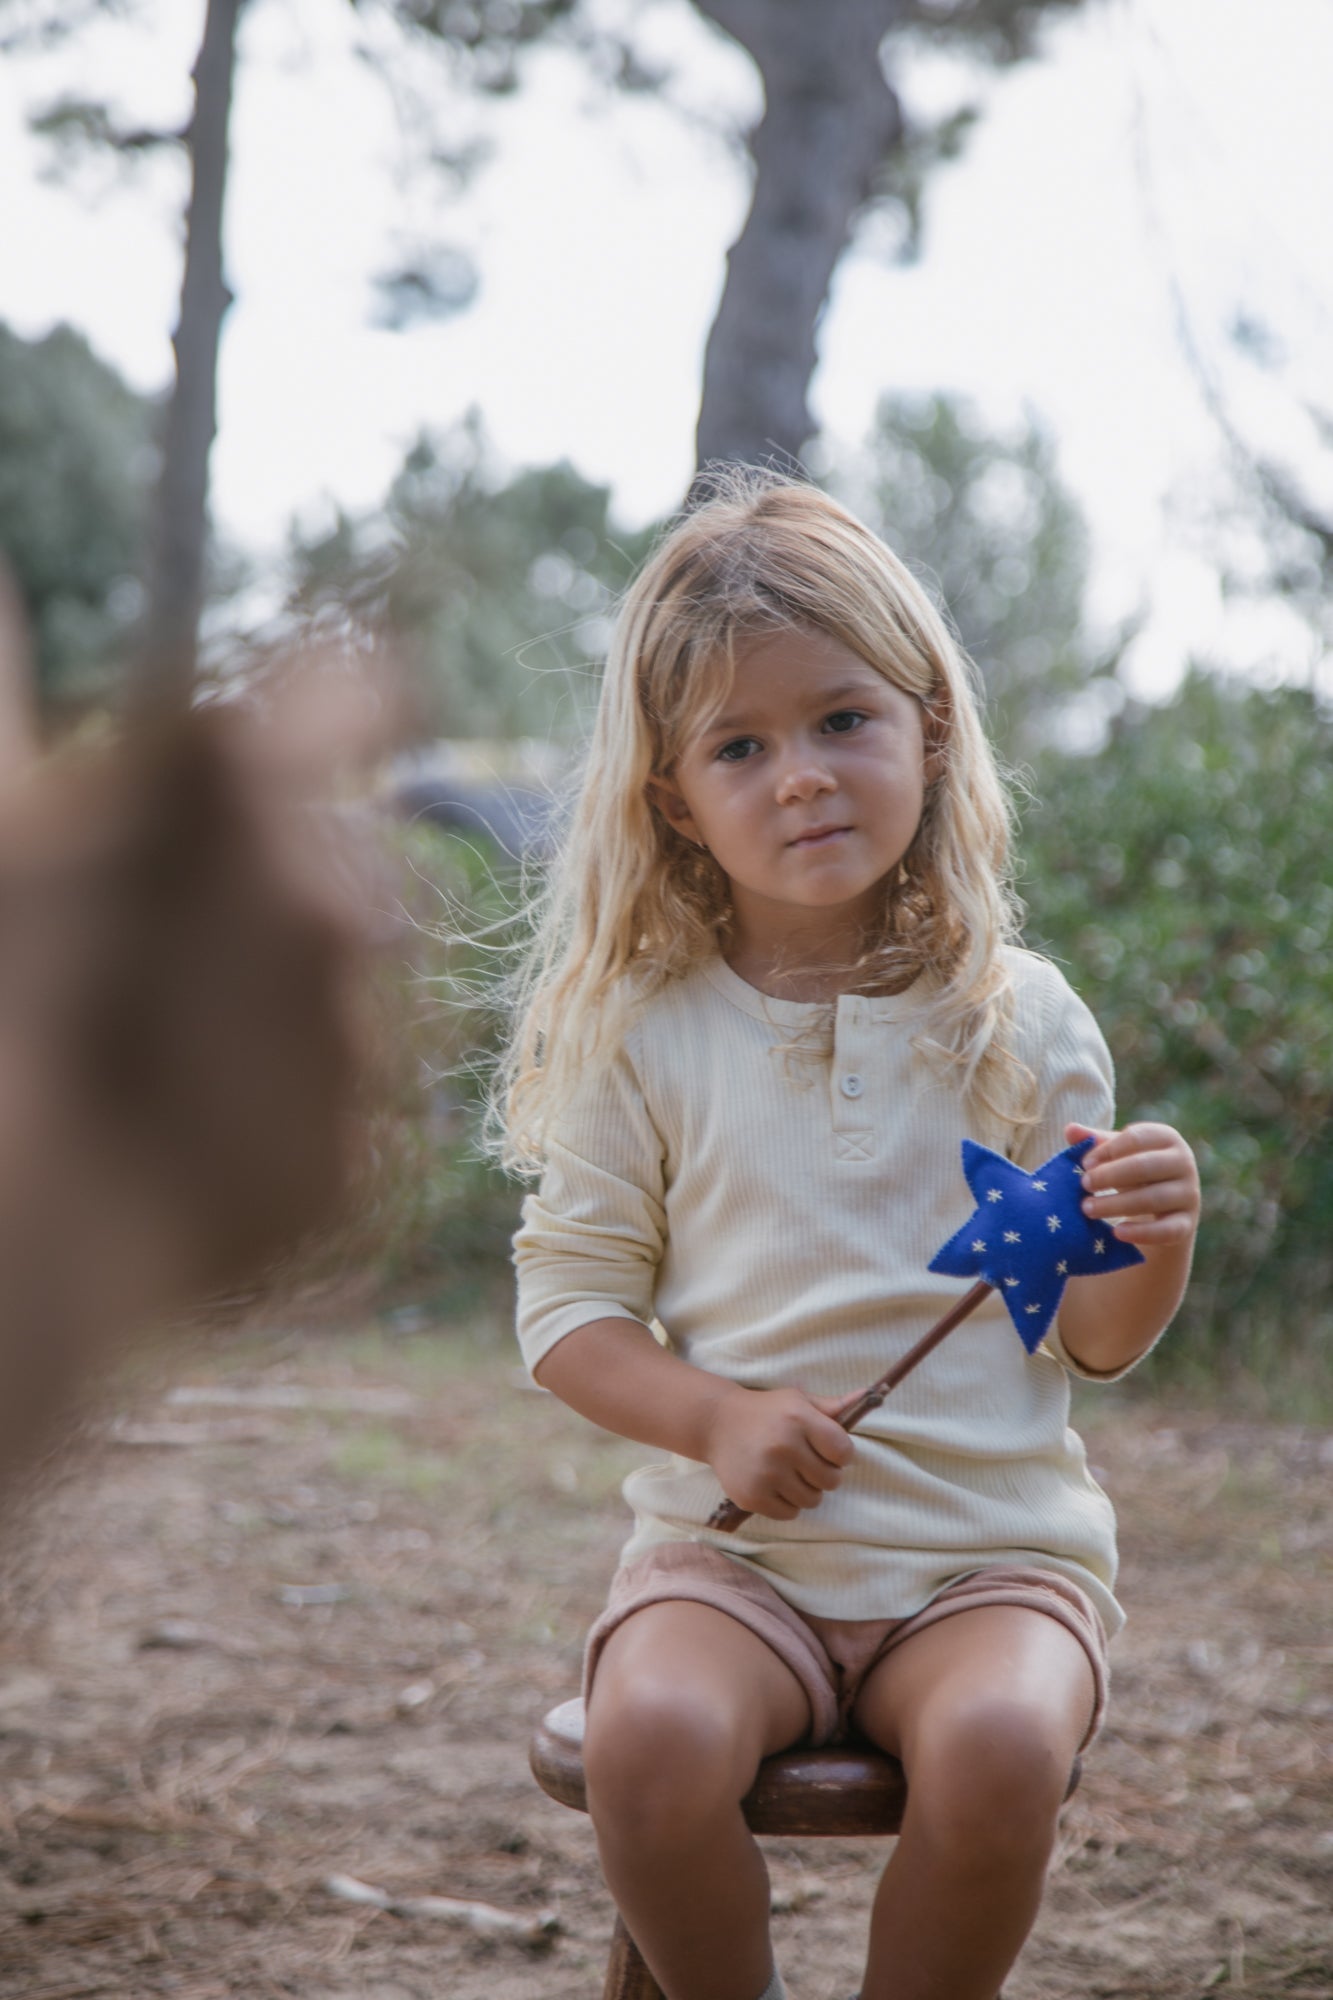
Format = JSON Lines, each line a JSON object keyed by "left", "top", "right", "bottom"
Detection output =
{"left": 824, "top": 709, "right": 867, "bottom": 735}
{"left": 716, "top": 736, "right": 760, "bottom": 763}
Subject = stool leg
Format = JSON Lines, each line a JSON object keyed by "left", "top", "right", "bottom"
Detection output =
{"left": 603, "top": 1910, "right": 665, "bottom": 2000}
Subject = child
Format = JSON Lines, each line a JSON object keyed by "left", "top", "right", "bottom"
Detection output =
{"left": 505, "top": 473, "right": 1199, "bottom": 2000}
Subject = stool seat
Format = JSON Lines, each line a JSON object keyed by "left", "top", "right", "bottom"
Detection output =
{"left": 530, "top": 1695, "right": 909, "bottom": 1838}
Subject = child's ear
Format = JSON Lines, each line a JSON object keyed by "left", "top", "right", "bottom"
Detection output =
{"left": 646, "top": 775, "right": 701, "bottom": 844}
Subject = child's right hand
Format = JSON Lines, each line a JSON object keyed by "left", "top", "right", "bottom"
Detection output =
{"left": 704, "top": 1385, "right": 855, "bottom": 1521}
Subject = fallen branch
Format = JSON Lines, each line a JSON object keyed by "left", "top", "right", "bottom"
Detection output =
{"left": 167, "top": 1384, "right": 418, "bottom": 1416}
{"left": 322, "top": 1872, "right": 558, "bottom": 1946}
{"left": 108, "top": 1418, "right": 276, "bottom": 1447}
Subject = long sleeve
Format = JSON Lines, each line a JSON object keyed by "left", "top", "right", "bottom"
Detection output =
{"left": 1012, "top": 959, "right": 1116, "bottom": 1173}
{"left": 513, "top": 1026, "right": 668, "bottom": 1375}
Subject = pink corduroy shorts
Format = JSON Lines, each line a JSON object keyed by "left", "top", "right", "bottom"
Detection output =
{"left": 583, "top": 1543, "right": 1110, "bottom": 1749}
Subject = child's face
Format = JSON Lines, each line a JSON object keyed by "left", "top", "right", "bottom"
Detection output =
{"left": 651, "top": 624, "right": 929, "bottom": 965}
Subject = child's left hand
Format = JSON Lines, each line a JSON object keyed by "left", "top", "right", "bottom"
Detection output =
{"left": 1066, "top": 1121, "right": 1200, "bottom": 1249}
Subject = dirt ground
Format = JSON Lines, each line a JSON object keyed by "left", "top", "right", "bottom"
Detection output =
{"left": 0, "top": 1316, "right": 1328, "bottom": 2000}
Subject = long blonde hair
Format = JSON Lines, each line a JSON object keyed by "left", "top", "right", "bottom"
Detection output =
{"left": 498, "top": 469, "right": 1027, "bottom": 1171}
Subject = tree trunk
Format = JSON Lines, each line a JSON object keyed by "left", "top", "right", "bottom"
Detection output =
{"left": 137, "top": 0, "right": 246, "bottom": 698}
{"left": 693, "top": 0, "right": 906, "bottom": 477}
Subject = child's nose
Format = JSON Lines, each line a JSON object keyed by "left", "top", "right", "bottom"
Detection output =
{"left": 775, "top": 752, "right": 836, "bottom": 803}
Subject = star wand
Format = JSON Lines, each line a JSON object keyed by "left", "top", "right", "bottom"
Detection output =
{"left": 706, "top": 1135, "right": 1143, "bottom": 1534}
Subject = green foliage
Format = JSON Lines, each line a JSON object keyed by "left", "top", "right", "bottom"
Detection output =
{"left": 1021, "top": 672, "right": 1333, "bottom": 1385}
{"left": 367, "top": 0, "right": 581, "bottom": 80}
{"left": 287, "top": 422, "right": 657, "bottom": 737}
{"left": 27, "top": 91, "right": 179, "bottom": 163}
{"left": 835, "top": 393, "right": 1100, "bottom": 755}
{"left": 0, "top": 320, "right": 154, "bottom": 705}
{"left": 900, "top": 0, "right": 1088, "bottom": 64}
{"left": 326, "top": 817, "right": 522, "bottom": 1320}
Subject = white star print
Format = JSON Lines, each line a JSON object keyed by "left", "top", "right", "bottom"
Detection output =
{"left": 1004, "top": 1230, "right": 1021, "bottom": 1244}
{"left": 1056, "top": 1260, "right": 1068, "bottom": 1276}
{"left": 1031, "top": 1178, "right": 1047, "bottom": 1190}
{"left": 1025, "top": 1303, "right": 1041, "bottom": 1315}
{"left": 986, "top": 1188, "right": 1003, "bottom": 1203}
{"left": 1094, "top": 1239, "right": 1106, "bottom": 1256}
{"left": 972, "top": 1239, "right": 987, "bottom": 1253}
{"left": 1047, "top": 1214, "right": 1061, "bottom": 1232}
{"left": 1004, "top": 1277, "right": 1020, "bottom": 1288}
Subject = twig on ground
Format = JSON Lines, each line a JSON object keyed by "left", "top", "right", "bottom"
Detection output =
{"left": 166, "top": 1384, "right": 417, "bottom": 1416}
{"left": 321, "top": 1871, "right": 560, "bottom": 1946}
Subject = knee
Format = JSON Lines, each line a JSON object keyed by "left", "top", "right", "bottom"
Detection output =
{"left": 908, "top": 1698, "right": 1074, "bottom": 1863}
{"left": 584, "top": 1679, "right": 747, "bottom": 1840}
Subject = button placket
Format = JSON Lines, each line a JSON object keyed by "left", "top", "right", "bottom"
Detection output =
{"left": 830, "top": 1000, "right": 875, "bottom": 1161}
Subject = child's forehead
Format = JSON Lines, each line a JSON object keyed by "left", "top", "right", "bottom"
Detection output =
{"left": 702, "top": 622, "right": 910, "bottom": 712}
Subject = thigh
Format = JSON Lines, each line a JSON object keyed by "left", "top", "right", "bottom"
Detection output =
{"left": 852, "top": 1603, "right": 1096, "bottom": 1777}
{"left": 587, "top": 1598, "right": 813, "bottom": 1788}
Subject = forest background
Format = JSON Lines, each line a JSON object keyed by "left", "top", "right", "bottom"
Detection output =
{"left": 1, "top": 0, "right": 1330, "bottom": 1404}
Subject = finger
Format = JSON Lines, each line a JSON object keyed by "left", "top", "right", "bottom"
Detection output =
{"left": 771, "top": 1468, "right": 825, "bottom": 1513}
{"left": 1065, "top": 1121, "right": 1112, "bottom": 1147}
{"left": 782, "top": 1472, "right": 832, "bottom": 1512}
{"left": 807, "top": 1411, "right": 856, "bottom": 1466}
{"left": 1081, "top": 1147, "right": 1186, "bottom": 1195}
{"left": 1082, "top": 1175, "right": 1199, "bottom": 1219}
{"left": 1066, "top": 1123, "right": 1127, "bottom": 1180}
{"left": 1065, "top": 1120, "right": 1114, "bottom": 1166}
{"left": 794, "top": 1448, "right": 844, "bottom": 1494}
{"left": 1104, "top": 1210, "right": 1198, "bottom": 1247}
{"left": 811, "top": 1438, "right": 852, "bottom": 1477}
{"left": 1078, "top": 1120, "right": 1186, "bottom": 1169}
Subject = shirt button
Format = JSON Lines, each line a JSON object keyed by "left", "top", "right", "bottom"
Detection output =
{"left": 840, "top": 1073, "right": 864, "bottom": 1099}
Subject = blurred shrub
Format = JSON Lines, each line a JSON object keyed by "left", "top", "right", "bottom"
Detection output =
{"left": 1022, "top": 671, "right": 1333, "bottom": 1394}
{"left": 286, "top": 419, "right": 656, "bottom": 740}
{"left": 833, "top": 393, "right": 1108, "bottom": 758}
{"left": 293, "top": 816, "right": 521, "bottom": 1328}
{"left": 0, "top": 321, "right": 155, "bottom": 707}
{"left": 378, "top": 817, "right": 521, "bottom": 1315}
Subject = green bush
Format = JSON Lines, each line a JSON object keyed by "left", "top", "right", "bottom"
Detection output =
{"left": 383, "top": 817, "right": 524, "bottom": 1307}
{"left": 0, "top": 321, "right": 154, "bottom": 706}
{"left": 1021, "top": 671, "right": 1333, "bottom": 1395}
{"left": 290, "top": 816, "right": 522, "bottom": 1327}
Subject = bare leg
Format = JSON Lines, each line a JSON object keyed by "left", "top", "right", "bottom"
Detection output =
{"left": 583, "top": 1600, "right": 811, "bottom": 2000}
{"left": 851, "top": 1606, "right": 1096, "bottom": 2000}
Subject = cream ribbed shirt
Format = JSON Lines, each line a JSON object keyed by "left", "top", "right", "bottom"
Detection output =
{"left": 514, "top": 948, "right": 1135, "bottom": 1634}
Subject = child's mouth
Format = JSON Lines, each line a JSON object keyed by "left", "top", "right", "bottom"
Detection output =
{"left": 789, "top": 825, "right": 850, "bottom": 848}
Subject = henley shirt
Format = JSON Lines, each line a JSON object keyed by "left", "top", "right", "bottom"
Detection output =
{"left": 514, "top": 947, "right": 1136, "bottom": 1634}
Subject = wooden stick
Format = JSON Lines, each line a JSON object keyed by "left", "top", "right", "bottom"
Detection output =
{"left": 323, "top": 1873, "right": 559, "bottom": 1943}
{"left": 705, "top": 1279, "right": 994, "bottom": 1533}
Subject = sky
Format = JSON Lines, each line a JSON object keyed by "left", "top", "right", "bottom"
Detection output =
{"left": 1, "top": 0, "right": 1330, "bottom": 698}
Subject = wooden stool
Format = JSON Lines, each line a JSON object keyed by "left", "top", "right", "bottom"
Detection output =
{"left": 530, "top": 1696, "right": 1081, "bottom": 2000}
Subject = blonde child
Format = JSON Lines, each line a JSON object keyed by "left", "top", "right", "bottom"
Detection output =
{"left": 504, "top": 473, "right": 1199, "bottom": 2000}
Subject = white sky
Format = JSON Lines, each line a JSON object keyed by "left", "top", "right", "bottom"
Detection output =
{"left": 1, "top": 0, "right": 1330, "bottom": 695}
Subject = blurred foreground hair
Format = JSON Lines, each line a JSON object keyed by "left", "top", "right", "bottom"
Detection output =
{"left": 498, "top": 468, "right": 1026, "bottom": 1172}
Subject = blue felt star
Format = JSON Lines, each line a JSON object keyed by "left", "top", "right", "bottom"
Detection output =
{"left": 928, "top": 1137, "right": 1144, "bottom": 1352}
